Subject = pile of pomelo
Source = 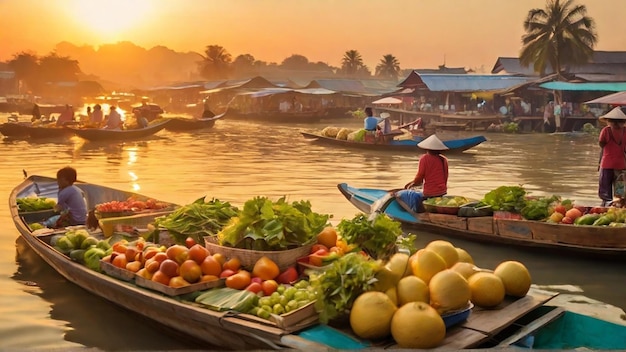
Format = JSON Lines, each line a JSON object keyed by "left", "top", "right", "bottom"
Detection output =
{"left": 349, "top": 240, "right": 532, "bottom": 349}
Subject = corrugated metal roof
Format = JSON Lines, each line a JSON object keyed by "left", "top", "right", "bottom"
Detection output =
{"left": 419, "top": 74, "right": 534, "bottom": 92}
{"left": 574, "top": 73, "right": 626, "bottom": 82}
{"left": 540, "top": 81, "right": 626, "bottom": 91}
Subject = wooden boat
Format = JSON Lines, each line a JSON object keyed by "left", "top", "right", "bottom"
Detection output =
{"left": 0, "top": 121, "right": 75, "bottom": 139}
{"left": 164, "top": 112, "right": 225, "bottom": 132}
{"left": 67, "top": 119, "right": 171, "bottom": 141}
{"left": 225, "top": 107, "right": 328, "bottom": 123}
{"left": 301, "top": 132, "right": 486, "bottom": 153}
{"left": 0, "top": 121, "right": 31, "bottom": 138}
{"left": 10, "top": 175, "right": 626, "bottom": 350}
{"left": 337, "top": 183, "right": 626, "bottom": 260}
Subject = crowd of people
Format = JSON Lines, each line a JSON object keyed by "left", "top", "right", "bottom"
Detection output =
{"left": 29, "top": 103, "right": 141, "bottom": 130}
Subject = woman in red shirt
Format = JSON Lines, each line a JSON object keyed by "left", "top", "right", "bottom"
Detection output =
{"left": 395, "top": 135, "right": 449, "bottom": 212}
{"left": 598, "top": 107, "right": 626, "bottom": 206}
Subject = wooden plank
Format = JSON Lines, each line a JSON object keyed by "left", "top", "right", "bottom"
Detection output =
{"left": 496, "top": 307, "right": 565, "bottom": 347}
{"left": 428, "top": 213, "right": 467, "bottom": 230}
{"left": 467, "top": 217, "right": 494, "bottom": 234}
{"left": 527, "top": 221, "right": 559, "bottom": 242}
{"left": 496, "top": 219, "right": 532, "bottom": 239}
{"left": 435, "top": 326, "right": 489, "bottom": 350}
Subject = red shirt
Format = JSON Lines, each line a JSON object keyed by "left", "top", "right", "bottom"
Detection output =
{"left": 413, "top": 152, "right": 448, "bottom": 197}
{"left": 599, "top": 126, "right": 626, "bottom": 169}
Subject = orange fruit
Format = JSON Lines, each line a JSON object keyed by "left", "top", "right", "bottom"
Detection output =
{"left": 223, "top": 257, "right": 241, "bottom": 272}
{"left": 212, "top": 253, "right": 226, "bottom": 266}
{"left": 252, "top": 256, "right": 280, "bottom": 280}
{"left": 317, "top": 227, "right": 338, "bottom": 248}
{"left": 200, "top": 255, "right": 222, "bottom": 276}
{"left": 225, "top": 270, "right": 251, "bottom": 290}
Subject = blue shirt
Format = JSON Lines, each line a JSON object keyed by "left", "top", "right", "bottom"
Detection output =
{"left": 364, "top": 116, "right": 381, "bottom": 131}
{"left": 57, "top": 185, "right": 87, "bottom": 225}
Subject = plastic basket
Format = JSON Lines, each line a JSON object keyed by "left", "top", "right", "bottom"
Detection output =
{"left": 204, "top": 236, "right": 313, "bottom": 271}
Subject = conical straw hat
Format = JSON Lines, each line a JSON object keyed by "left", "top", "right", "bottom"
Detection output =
{"left": 599, "top": 107, "right": 626, "bottom": 122}
{"left": 417, "top": 134, "right": 449, "bottom": 151}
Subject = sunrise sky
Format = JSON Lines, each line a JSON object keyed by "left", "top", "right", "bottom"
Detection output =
{"left": 1, "top": 0, "right": 624, "bottom": 71}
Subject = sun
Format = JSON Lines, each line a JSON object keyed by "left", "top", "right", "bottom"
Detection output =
{"left": 69, "top": 0, "right": 154, "bottom": 41}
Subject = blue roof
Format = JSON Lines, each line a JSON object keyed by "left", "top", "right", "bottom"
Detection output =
{"left": 419, "top": 74, "right": 534, "bottom": 92}
{"left": 540, "top": 81, "right": 626, "bottom": 91}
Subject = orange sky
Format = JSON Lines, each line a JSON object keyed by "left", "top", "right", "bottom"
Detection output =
{"left": 1, "top": 0, "right": 624, "bottom": 71}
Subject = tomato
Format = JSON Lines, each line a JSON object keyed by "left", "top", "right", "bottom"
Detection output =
{"left": 245, "top": 282, "right": 263, "bottom": 294}
{"left": 310, "top": 244, "right": 329, "bottom": 254}
{"left": 184, "top": 237, "right": 197, "bottom": 249}
{"left": 276, "top": 266, "right": 298, "bottom": 284}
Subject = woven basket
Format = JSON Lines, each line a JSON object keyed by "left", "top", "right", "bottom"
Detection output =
{"left": 204, "top": 236, "right": 313, "bottom": 271}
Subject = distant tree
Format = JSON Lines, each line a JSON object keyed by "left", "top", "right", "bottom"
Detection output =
{"left": 39, "top": 52, "right": 81, "bottom": 82}
{"left": 281, "top": 54, "right": 310, "bottom": 70}
{"left": 375, "top": 54, "right": 401, "bottom": 80}
{"left": 341, "top": 50, "right": 364, "bottom": 76}
{"left": 198, "top": 45, "right": 232, "bottom": 80}
{"left": 520, "top": 0, "right": 597, "bottom": 79}
{"left": 356, "top": 65, "right": 372, "bottom": 78}
{"left": 232, "top": 54, "right": 257, "bottom": 78}
{"left": 7, "top": 51, "right": 41, "bottom": 93}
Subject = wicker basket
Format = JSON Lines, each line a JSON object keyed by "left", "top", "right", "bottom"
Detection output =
{"left": 204, "top": 236, "right": 313, "bottom": 271}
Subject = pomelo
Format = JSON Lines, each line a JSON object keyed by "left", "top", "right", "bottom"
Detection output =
{"left": 468, "top": 272, "right": 505, "bottom": 308}
{"left": 391, "top": 301, "right": 446, "bottom": 349}
{"left": 455, "top": 247, "right": 474, "bottom": 264}
{"left": 410, "top": 248, "right": 447, "bottom": 284}
{"left": 450, "top": 261, "right": 478, "bottom": 280}
{"left": 493, "top": 261, "right": 531, "bottom": 297}
{"left": 429, "top": 269, "right": 471, "bottom": 314}
{"left": 396, "top": 275, "right": 429, "bottom": 306}
{"left": 425, "top": 240, "right": 459, "bottom": 268}
{"left": 350, "top": 291, "right": 397, "bottom": 340}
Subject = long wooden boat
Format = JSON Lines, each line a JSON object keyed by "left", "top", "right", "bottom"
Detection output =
{"left": 301, "top": 132, "right": 486, "bottom": 153}
{"left": 164, "top": 112, "right": 225, "bottom": 132}
{"left": 67, "top": 119, "right": 171, "bottom": 141}
{"left": 0, "top": 121, "right": 31, "bottom": 138}
{"left": 337, "top": 183, "right": 626, "bottom": 260}
{"left": 225, "top": 107, "right": 328, "bottom": 123}
{"left": 10, "top": 175, "right": 626, "bottom": 350}
{"left": 0, "top": 121, "right": 75, "bottom": 139}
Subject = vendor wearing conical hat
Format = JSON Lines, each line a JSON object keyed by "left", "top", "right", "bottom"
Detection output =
{"left": 598, "top": 107, "right": 626, "bottom": 206}
{"left": 395, "top": 135, "right": 449, "bottom": 212}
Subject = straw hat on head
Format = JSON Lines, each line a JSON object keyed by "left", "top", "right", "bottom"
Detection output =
{"left": 417, "top": 134, "right": 449, "bottom": 151}
{"left": 599, "top": 107, "right": 626, "bottom": 123}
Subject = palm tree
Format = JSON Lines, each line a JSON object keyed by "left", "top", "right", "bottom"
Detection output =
{"left": 198, "top": 45, "right": 232, "bottom": 80}
{"left": 341, "top": 50, "right": 364, "bottom": 76}
{"left": 519, "top": 0, "right": 597, "bottom": 79}
{"left": 375, "top": 54, "right": 401, "bottom": 80}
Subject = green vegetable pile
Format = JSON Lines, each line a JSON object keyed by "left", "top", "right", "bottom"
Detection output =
{"left": 17, "top": 197, "right": 56, "bottom": 212}
{"left": 337, "top": 213, "right": 404, "bottom": 261}
{"left": 521, "top": 195, "right": 560, "bottom": 220}
{"left": 152, "top": 197, "right": 239, "bottom": 246}
{"left": 503, "top": 122, "right": 519, "bottom": 133}
{"left": 482, "top": 185, "right": 527, "bottom": 213}
{"left": 217, "top": 196, "right": 330, "bottom": 251}
{"left": 309, "top": 253, "right": 381, "bottom": 323}
{"left": 50, "top": 229, "right": 112, "bottom": 271}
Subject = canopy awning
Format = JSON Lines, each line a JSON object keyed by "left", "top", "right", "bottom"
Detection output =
{"left": 540, "top": 82, "right": 626, "bottom": 91}
{"left": 372, "top": 97, "right": 402, "bottom": 105}
{"left": 584, "top": 91, "right": 626, "bottom": 105}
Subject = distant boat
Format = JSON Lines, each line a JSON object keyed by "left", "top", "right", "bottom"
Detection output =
{"left": 67, "top": 119, "right": 171, "bottom": 142}
{"left": 164, "top": 112, "right": 225, "bottom": 132}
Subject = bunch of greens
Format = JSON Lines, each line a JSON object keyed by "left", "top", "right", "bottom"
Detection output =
{"left": 17, "top": 197, "right": 56, "bottom": 212}
{"left": 521, "top": 195, "right": 560, "bottom": 220}
{"left": 337, "top": 213, "right": 403, "bottom": 261}
{"left": 152, "top": 197, "right": 239, "bottom": 245}
{"left": 482, "top": 185, "right": 527, "bottom": 213}
{"left": 309, "top": 253, "right": 381, "bottom": 323}
{"left": 217, "top": 196, "right": 330, "bottom": 251}
{"left": 503, "top": 122, "right": 519, "bottom": 134}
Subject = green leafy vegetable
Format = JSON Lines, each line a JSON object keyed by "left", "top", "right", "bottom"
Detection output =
{"left": 309, "top": 253, "right": 381, "bottom": 323}
{"left": 217, "top": 196, "right": 331, "bottom": 251}
{"left": 337, "top": 213, "right": 403, "bottom": 261}
{"left": 152, "top": 196, "right": 239, "bottom": 245}
{"left": 17, "top": 197, "right": 56, "bottom": 212}
{"left": 482, "top": 185, "right": 527, "bottom": 213}
{"left": 521, "top": 195, "right": 560, "bottom": 220}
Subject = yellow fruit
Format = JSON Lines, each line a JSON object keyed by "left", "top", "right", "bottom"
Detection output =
{"left": 317, "top": 226, "right": 338, "bottom": 248}
{"left": 493, "top": 261, "right": 532, "bottom": 297}
{"left": 350, "top": 292, "right": 397, "bottom": 339}
{"left": 410, "top": 249, "right": 447, "bottom": 284}
{"left": 455, "top": 247, "right": 474, "bottom": 264}
{"left": 429, "top": 269, "right": 471, "bottom": 314}
{"left": 425, "top": 240, "right": 459, "bottom": 268}
{"left": 468, "top": 272, "right": 505, "bottom": 308}
{"left": 385, "top": 287, "right": 398, "bottom": 306}
{"left": 373, "top": 253, "right": 410, "bottom": 292}
{"left": 396, "top": 275, "right": 429, "bottom": 306}
{"left": 450, "top": 261, "right": 478, "bottom": 280}
{"left": 391, "top": 301, "right": 446, "bottom": 349}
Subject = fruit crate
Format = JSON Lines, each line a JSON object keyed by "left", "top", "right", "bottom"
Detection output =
{"left": 134, "top": 274, "right": 224, "bottom": 296}
{"left": 100, "top": 260, "right": 136, "bottom": 282}
{"left": 238, "top": 301, "right": 319, "bottom": 332}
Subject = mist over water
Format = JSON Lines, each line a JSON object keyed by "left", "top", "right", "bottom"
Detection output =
{"left": 0, "top": 117, "right": 624, "bottom": 349}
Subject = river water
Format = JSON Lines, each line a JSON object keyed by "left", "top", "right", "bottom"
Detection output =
{"left": 1, "top": 116, "right": 624, "bottom": 350}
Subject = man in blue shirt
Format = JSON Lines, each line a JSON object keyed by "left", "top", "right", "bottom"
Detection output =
{"left": 363, "top": 107, "right": 381, "bottom": 131}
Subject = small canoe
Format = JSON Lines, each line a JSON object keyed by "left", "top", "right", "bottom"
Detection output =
{"left": 301, "top": 132, "right": 486, "bottom": 153}
{"left": 10, "top": 175, "right": 626, "bottom": 350}
{"left": 68, "top": 119, "right": 171, "bottom": 141}
{"left": 337, "top": 183, "right": 626, "bottom": 260}
{"left": 0, "top": 122, "right": 75, "bottom": 139}
{"left": 0, "top": 122, "right": 32, "bottom": 138}
{"left": 164, "top": 112, "right": 225, "bottom": 132}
